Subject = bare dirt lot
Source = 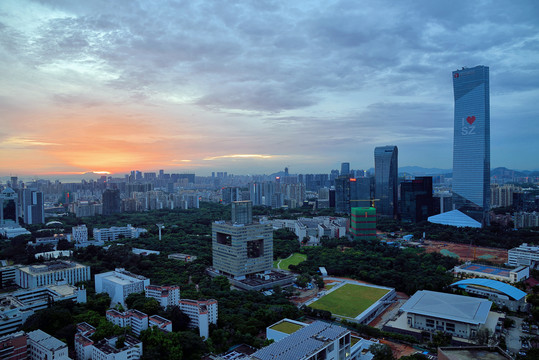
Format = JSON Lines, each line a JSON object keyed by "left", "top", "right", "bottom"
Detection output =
{"left": 423, "top": 240, "right": 508, "bottom": 264}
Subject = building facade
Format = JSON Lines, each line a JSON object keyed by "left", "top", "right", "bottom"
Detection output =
{"left": 145, "top": 285, "right": 180, "bottom": 309}
{"left": 27, "top": 329, "right": 70, "bottom": 360}
{"left": 374, "top": 146, "right": 398, "bottom": 217}
{"left": 106, "top": 309, "right": 149, "bottom": 336}
{"left": 452, "top": 65, "right": 490, "bottom": 226}
{"left": 15, "top": 261, "right": 91, "bottom": 289}
{"left": 400, "top": 177, "right": 434, "bottom": 223}
{"left": 508, "top": 243, "right": 539, "bottom": 269}
{"left": 0, "top": 331, "right": 27, "bottom": 360}
{"left": 95, "top": 268, "right": 150, "bottom": 306}
{"left": 350, "top": 207, "right": 377, "bottom": 241}
{"left": 178, "top": 299, "right": 218, "bottom": 339}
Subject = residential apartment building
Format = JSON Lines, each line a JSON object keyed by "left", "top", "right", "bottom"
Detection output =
{"left": 178, "top": 299, "right": 218, "bottom": 339}
{"left": 145, "top": 285, "right": 180, "bottom": 309}
{"left": 106, "top": 309, "right": 148, "bottom": 336}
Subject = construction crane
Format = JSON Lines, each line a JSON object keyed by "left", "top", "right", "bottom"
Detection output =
{"left": 351, "top": 199, "right": 380, "bottom": 208}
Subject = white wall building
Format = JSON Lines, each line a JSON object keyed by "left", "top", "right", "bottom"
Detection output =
{"left": 95, "top": 268, "right": 150, "bottom": 306}
{"left": 178, "top": 299, "right": 218, "bottom": 339}
{"left": 149, "top": 315, "right": 172, "bottom": 332}
{"left": 106, "top": 309, "right": 149, "bottom": 336}
{"left": 508, "top": 243, "right": 539, "bottom": 269}
{"left": 93, "top": 224, "right": 147, "bottom": 242}
{"left": 27, "top": 329, "right": 70, "bottom": 360}
{"left": 91, "top": 335, "right": 143, "bottom": 360}
{"left": 74, "top": 323, "right": 95, "bottom": 360}
{"left": 0, "top": 284, "right": 86, "bottom": 336}
{"left": 15, "top": 261, "right": 91, "bottom": 289}
{"left": 145, "top": 285, "right": 180, "bottom": 309}
{"left": 72, "top": 225, "right": 89, "bottom": 243}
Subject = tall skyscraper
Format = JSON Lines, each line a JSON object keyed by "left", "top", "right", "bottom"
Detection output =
{"left": 452, "top": 65, "right": 490, "bottom": 226}
{"left": 21, "top": 189, "right": 44, "bottom": 225}
{"left": 400, "top": 177, "right": 434, "bottom": 223}
{"left": 340, "top": 162, "right": 350, "bottom": 176}
{"left": 102, "top": 189, "right": 121, "bottom": 216}
{"left": 374, "top": 146, "right": 398, "bottom": 217}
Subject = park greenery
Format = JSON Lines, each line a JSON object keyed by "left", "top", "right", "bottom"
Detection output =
{"left": 1, "top": 202, "right": 537, "bottom": 357}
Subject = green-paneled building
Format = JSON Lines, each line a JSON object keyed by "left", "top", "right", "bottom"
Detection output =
{"left": 351, "top": 207, "right": 377, "bottom": 240}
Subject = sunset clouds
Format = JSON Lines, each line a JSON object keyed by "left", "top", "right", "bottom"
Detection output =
{"left": 1, "top": 0, "right": 538, "bottom": 177}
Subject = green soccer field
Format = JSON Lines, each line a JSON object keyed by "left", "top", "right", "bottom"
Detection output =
{"left": 274, "top": 252, "right": 307, "bottom": 270}
{"left": 309, "top": 283, "right": 389, "bottom": 318}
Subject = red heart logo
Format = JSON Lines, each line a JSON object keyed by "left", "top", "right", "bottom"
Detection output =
{"left": 466, "top": 116, "right": 476, "bottom": 125}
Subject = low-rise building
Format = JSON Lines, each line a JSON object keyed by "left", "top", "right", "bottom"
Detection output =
{"left": 106, "top": 309, "right": 149, "bottom": 337}
{"left": 167, "top": 253, "right": 197, "bottom": 262}
{"left": 0, "top": 331, "right": 28, "bottom": 359}
{"left": 93, "top": 224, "right": 147, "bottom": 242}
{"left": 508, "top": 243, "right": 539, "bottom": 269}
{"left": 149, "top": 315, "right": 172, "bottom": 332}
{"left": 74, "top": 323, "right": 96, "bottom": 360}
{"left": 27, "top": 329, "right": 70, "bottom": 360}
{"left": 0, "top": 284, "right": 86, "bottom": 336}
{"left": 92, "top": 335, "right": 142, "bottom": 360}
{"left": 453, "top": 262, "right": 529, "bottom": 283}
{"left": 178, "top": 299, "right": 218, "bottom": 339}
{"left": 252, "top": 320, "right": 351, "bottom": 360}
{"left": 451, "top": 279, "right": 528, "bottom": 312}
{"left": 145, "top": 285, "right": 180, "bottom": 309}
{"left": 0, "top": 265, "right": 20, "bottom": 288}
{"left": 384, "top": 290, "right": 498, "bottom": 342}
{"left": 15, "top": 261, "right": 91, "bottom": 289}
{"left": 95, "top": 268, "right": 150, "bottom": 306}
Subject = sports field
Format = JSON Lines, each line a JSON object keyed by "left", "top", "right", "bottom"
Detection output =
{"left": 274, "top": 252, "right": 307, "bottom": 270}
{"left": 309, "top": 283, "right": 389, "bottom": 318}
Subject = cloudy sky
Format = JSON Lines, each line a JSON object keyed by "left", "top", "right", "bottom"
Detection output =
{"left": 1, "top": 0, "right": 538, "bottom": 178}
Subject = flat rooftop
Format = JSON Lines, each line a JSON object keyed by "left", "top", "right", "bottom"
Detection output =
{"left": 269, "top": 320, "right": 306, "bottom": 335}
{"left": 460, "top": 264, "right": 510, "bottom": 277}
{"left": 252, "top": 321, "right": 348, "bottom": 360}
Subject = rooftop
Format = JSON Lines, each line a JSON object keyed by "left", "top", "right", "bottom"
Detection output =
{"left": 251, "top": 321, "right": 348, "bottom": 360}
{"left": 401, "top": 290, "right": 492, "bottom": 325}
{"left": 451, "top": 279, "right": 527, "bottom": 301}
{"left": 28, "top": 329, "right": 67, "bottom": 351}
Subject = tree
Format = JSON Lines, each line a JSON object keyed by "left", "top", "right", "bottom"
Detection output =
{"left": 369, "top": 344, "right": 395, "bottom": 360}
{"left": 476, "top": 328, "right": 491, "bottom": 345}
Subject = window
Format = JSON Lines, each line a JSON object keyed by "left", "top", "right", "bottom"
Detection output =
{"left": 426, "top": 319, "right": 434, "bottom": 328}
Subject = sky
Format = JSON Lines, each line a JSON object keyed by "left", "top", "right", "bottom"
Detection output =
{"left": 1, "top": 0, "right": 538, "bottom": 178}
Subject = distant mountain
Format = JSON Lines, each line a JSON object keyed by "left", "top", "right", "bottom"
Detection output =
{"left": 398, "top": 166, "right": 451, "bottom": 176}
{"left": 490, "top": 167, "right": 527, "bottom": 178}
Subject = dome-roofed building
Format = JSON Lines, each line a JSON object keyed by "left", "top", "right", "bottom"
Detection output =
{"left": 451, "top": 278, "right": 528, "bottom": 312}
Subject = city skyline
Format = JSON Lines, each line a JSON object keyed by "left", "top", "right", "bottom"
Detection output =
{"left": 1, "top": 1, "right": 538, "bottom": 177}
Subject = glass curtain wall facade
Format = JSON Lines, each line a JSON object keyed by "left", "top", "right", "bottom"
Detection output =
{"left": 374, "top": 146, "right": 398, "bottom": 217}
{"left": 452, "top": 65, "right": 490, "bottom": 226}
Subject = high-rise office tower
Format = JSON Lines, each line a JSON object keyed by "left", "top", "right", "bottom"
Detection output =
{"left": 102, "top": 189, "right": 121, "bottom": 216}
{"left": 400, "top": 177, "right": 434, "bottom": 223}
{"left": 374, "top": 146, "right": 398, "bottom": 217}
{"left": 212, "top": 201, "right": 272, "bottom": 279}
{"left": 350, "top": 207, "right": 377, "bottom": 241}
{"left": 340, "top": 162, "right": 350, "bottom": 177}
{"left": 452, "top": 65, "right": 490, "bottom": 226}
{"left": 21, "top": 189, "right": 44, "bottom": 225}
